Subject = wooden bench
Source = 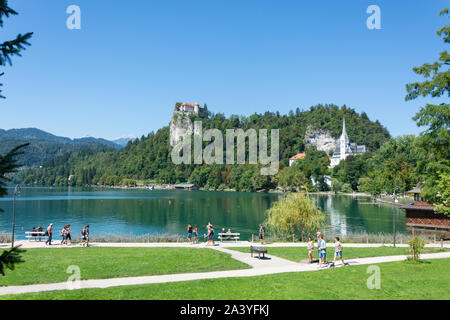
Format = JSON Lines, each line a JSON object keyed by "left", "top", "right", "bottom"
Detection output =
{"left": 250, "top": 245, "right": 267, "bottom": 259}
{"left": 218, "top": 232, "right": 240, "bottom": 242}
{"left": 25, "top": 231, "right": 48, "bottom": 241}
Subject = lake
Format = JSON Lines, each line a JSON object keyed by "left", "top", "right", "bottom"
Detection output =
{"left": 0, "top": 187, "right": 405, "bottom": 240}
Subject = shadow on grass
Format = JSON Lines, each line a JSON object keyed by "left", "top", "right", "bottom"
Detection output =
{"left": 404, "top": 258, "right": 431, "bottom": 265}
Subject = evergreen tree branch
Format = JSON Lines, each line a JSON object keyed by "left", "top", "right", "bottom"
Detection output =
{"left": 0, "top": 246, "right": 26, "bottom": 276}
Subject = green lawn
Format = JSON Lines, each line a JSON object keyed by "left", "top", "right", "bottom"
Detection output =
{"left": 3, "top": 258, "right": 449, "bottom": 300}
{"left": 229, "top": 246, "right": 445, "bottom": 262}
{"left": 0, "top": 247, "right": 249, "bottom": 286}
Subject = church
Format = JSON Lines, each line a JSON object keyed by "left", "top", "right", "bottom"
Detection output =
{"left": 329, "top": 118, "right": 366, "bottom": 168}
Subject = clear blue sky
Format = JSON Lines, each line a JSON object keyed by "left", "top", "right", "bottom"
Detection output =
{"left": 1, "top": 0, "right": 448, "bottom": 140}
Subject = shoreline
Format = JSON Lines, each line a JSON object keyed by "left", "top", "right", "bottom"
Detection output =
{"left": 3, "top": 241, "right": 450, "bottom": 249}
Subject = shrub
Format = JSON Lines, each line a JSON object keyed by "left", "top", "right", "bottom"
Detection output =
{"left": 408, "top": 237, "right": 426, "bottom": 262}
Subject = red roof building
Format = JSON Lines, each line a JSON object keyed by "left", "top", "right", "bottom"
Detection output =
{"left": 289, "top": 152, "right": 306, "bottom": 166}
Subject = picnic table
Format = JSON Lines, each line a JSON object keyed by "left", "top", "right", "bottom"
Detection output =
{"left": 218, "top": 232, "right": 240, "bottom": 242}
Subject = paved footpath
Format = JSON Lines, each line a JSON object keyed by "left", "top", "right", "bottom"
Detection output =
{"left": 0, "top": 244, "right": 449, "bottom": 297}
{"left": 2, "top": 240, "right": 450, "bottom": 249}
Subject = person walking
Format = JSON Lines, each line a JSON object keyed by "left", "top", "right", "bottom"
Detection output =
{"left": 316, "top": 232, "right": 322, "bottom": 260}
{"left": 66, "top": 224, "right": 72, "bottom": 245}
{"left": 259, "top": 224, "right": 265, "bottom": 244}
{"left": 193, "top": 224, "right": 199, "bottom": 244}
{"left": 306, "top": 236, "right": 314, "bottom": 264}
{"left": 85, "top": 225, "right": 90, "bottom": 247}
{"left": 334, "top": 236, "right": 345, "bottom": 266}
{"left": 187, "top": 224, "right": 193, "bottom": 244}
{"left": 81, "top": 225, "right": 90, "bottom": 247}
{"left": 318, "top": 234, "right": 328, "bottom": 267}
{"left": 60, "top": 225, "right": 68, "bottom": 245}
{"left": 206, "top": 225, "right": 215, "bottom": 246}
{"left": 45, "top": 223, "right": 53, "bottom": 246}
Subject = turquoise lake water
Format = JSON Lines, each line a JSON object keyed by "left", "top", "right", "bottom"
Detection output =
{"left": 0, "top": 187, "right": 405, "bottom": 240}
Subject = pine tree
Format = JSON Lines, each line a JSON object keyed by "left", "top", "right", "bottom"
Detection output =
{"left": 0, "top": 246, "right": 25, "bottom": 276}
{"left": 0, "top": 1, "right": 32, "bottom": 276}
{"left": 0, "top": 0, "right": 33, "bottom": 98}
{"left": 0, "top": 143, "right": 29, "bottom": 204}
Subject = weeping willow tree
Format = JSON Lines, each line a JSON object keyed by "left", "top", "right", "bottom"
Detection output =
{"left": 264, "top": 192, "right": 325, "bottom": 241}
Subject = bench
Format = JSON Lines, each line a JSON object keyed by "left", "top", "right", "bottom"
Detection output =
{"left": 250, "top": 246, "right": 267, "bottom": 259}
{"left": 218, "top": 232, "right": 240, "bottom": 242}
{"left": 25, "top": 231, "right": 48, "bottom": 241}
{"left": 440, "top": 238, "right": 450, "bottom": 249}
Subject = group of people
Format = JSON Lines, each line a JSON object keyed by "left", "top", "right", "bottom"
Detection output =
{"left": 187, "top": 222, "right": 215, "bottom": 246}
{"left": 31, "top": 223, "right": 90, "bottom": 247}
{"left": 307, "top": 232, "right": 345, "bottom": 267}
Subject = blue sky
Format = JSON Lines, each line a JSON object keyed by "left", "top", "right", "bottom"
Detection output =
{"left": 1, "top": 0, "right": 448, "bottom": 140}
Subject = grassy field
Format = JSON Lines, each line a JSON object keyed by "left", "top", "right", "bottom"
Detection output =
{"left": 3, "top": 258, "right": 449, "bottom": 300}
{"left": 0, "top": 247, "right": 249, "bottom": 286}
{"left": 229, "top": 246, "right": 446, "bottom": 262}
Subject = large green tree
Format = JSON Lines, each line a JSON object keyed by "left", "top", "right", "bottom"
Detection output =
{"left": 405, "top": 8, "right": 450, "bottom": 214}
{"left": 264, "top": 192, "right": 325, "bottom": 241}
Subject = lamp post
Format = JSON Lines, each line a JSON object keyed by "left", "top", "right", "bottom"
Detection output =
{"left": 11, "top": 185, "right": 21, "bottom": 248}
{"left": 393, "top": 189, "right": 397, "bottom": 247}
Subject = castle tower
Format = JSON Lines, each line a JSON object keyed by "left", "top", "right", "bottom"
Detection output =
{"left": 194, "top": 102, "right": 200, "bottom": 115}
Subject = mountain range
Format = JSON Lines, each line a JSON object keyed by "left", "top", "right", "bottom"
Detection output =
{"left": 0, "top": 128, "right": 136, "bottom": 168}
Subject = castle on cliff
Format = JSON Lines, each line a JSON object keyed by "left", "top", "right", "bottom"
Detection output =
{"left": 177, "top": 102, "right": 207, "bottom": 118}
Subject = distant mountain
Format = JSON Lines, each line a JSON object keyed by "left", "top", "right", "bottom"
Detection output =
{"left": 74, "top": 136, "right": 121, "bottom": 149}
{"left": 112, "top": 135, "right": 137, "bottom": 147}
{"left": 0, "top": 128, "right": 71, "bottom": 144}
{"left": 0, "top": 128, "right": 123, "bottom": 168}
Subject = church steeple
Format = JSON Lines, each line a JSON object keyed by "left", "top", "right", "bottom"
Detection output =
{"left": 341, "top": 117, "right": 348, "bottom": 141}
{"left": 340, "top": 117, "right": 349, "bottom": 159}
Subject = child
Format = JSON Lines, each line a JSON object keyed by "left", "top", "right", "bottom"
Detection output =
{"left": 334, "top": 236, "right": 345, "bottom": 266}
{"left": 318, "top": 234, "right": 328, "bottom": 267}
{"left": 306, "top": 237, "right": 314, "bottom": 264}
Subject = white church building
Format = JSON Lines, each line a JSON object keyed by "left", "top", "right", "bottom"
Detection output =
{"left": 329, "top": 118, "right": 366, "bottom": 168}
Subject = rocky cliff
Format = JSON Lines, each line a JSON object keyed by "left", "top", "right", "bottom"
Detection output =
{"left": 170, "top": 111, "right": 201, "bottom": 147}
{"left": 305, "top": 126, "right": 337, "bottom": 153}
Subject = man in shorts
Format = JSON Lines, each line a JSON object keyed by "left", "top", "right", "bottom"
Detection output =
{"left": 318, "top": 234, "right": 328, "bottom": 267}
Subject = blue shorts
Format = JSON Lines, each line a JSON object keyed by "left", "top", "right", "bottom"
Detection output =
{"left": 319, "top": 251, "right": 326, "bottom": 259}
{"left": 335, "top": 251, "right": 342, "bottom": 258}
{"left": 187, "top": 233, "right": 192, "bottom": 239}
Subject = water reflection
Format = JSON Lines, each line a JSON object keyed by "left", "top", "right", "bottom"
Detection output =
{"left": 0, "top": 188, "right": 405, "bottom": 240}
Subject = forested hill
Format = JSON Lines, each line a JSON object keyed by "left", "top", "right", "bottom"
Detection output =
{"left": 21, "top": 104, "right": 390, "bottom": 188}
{"left": 0, "top": 128, "right": 121, "bottom": 168}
